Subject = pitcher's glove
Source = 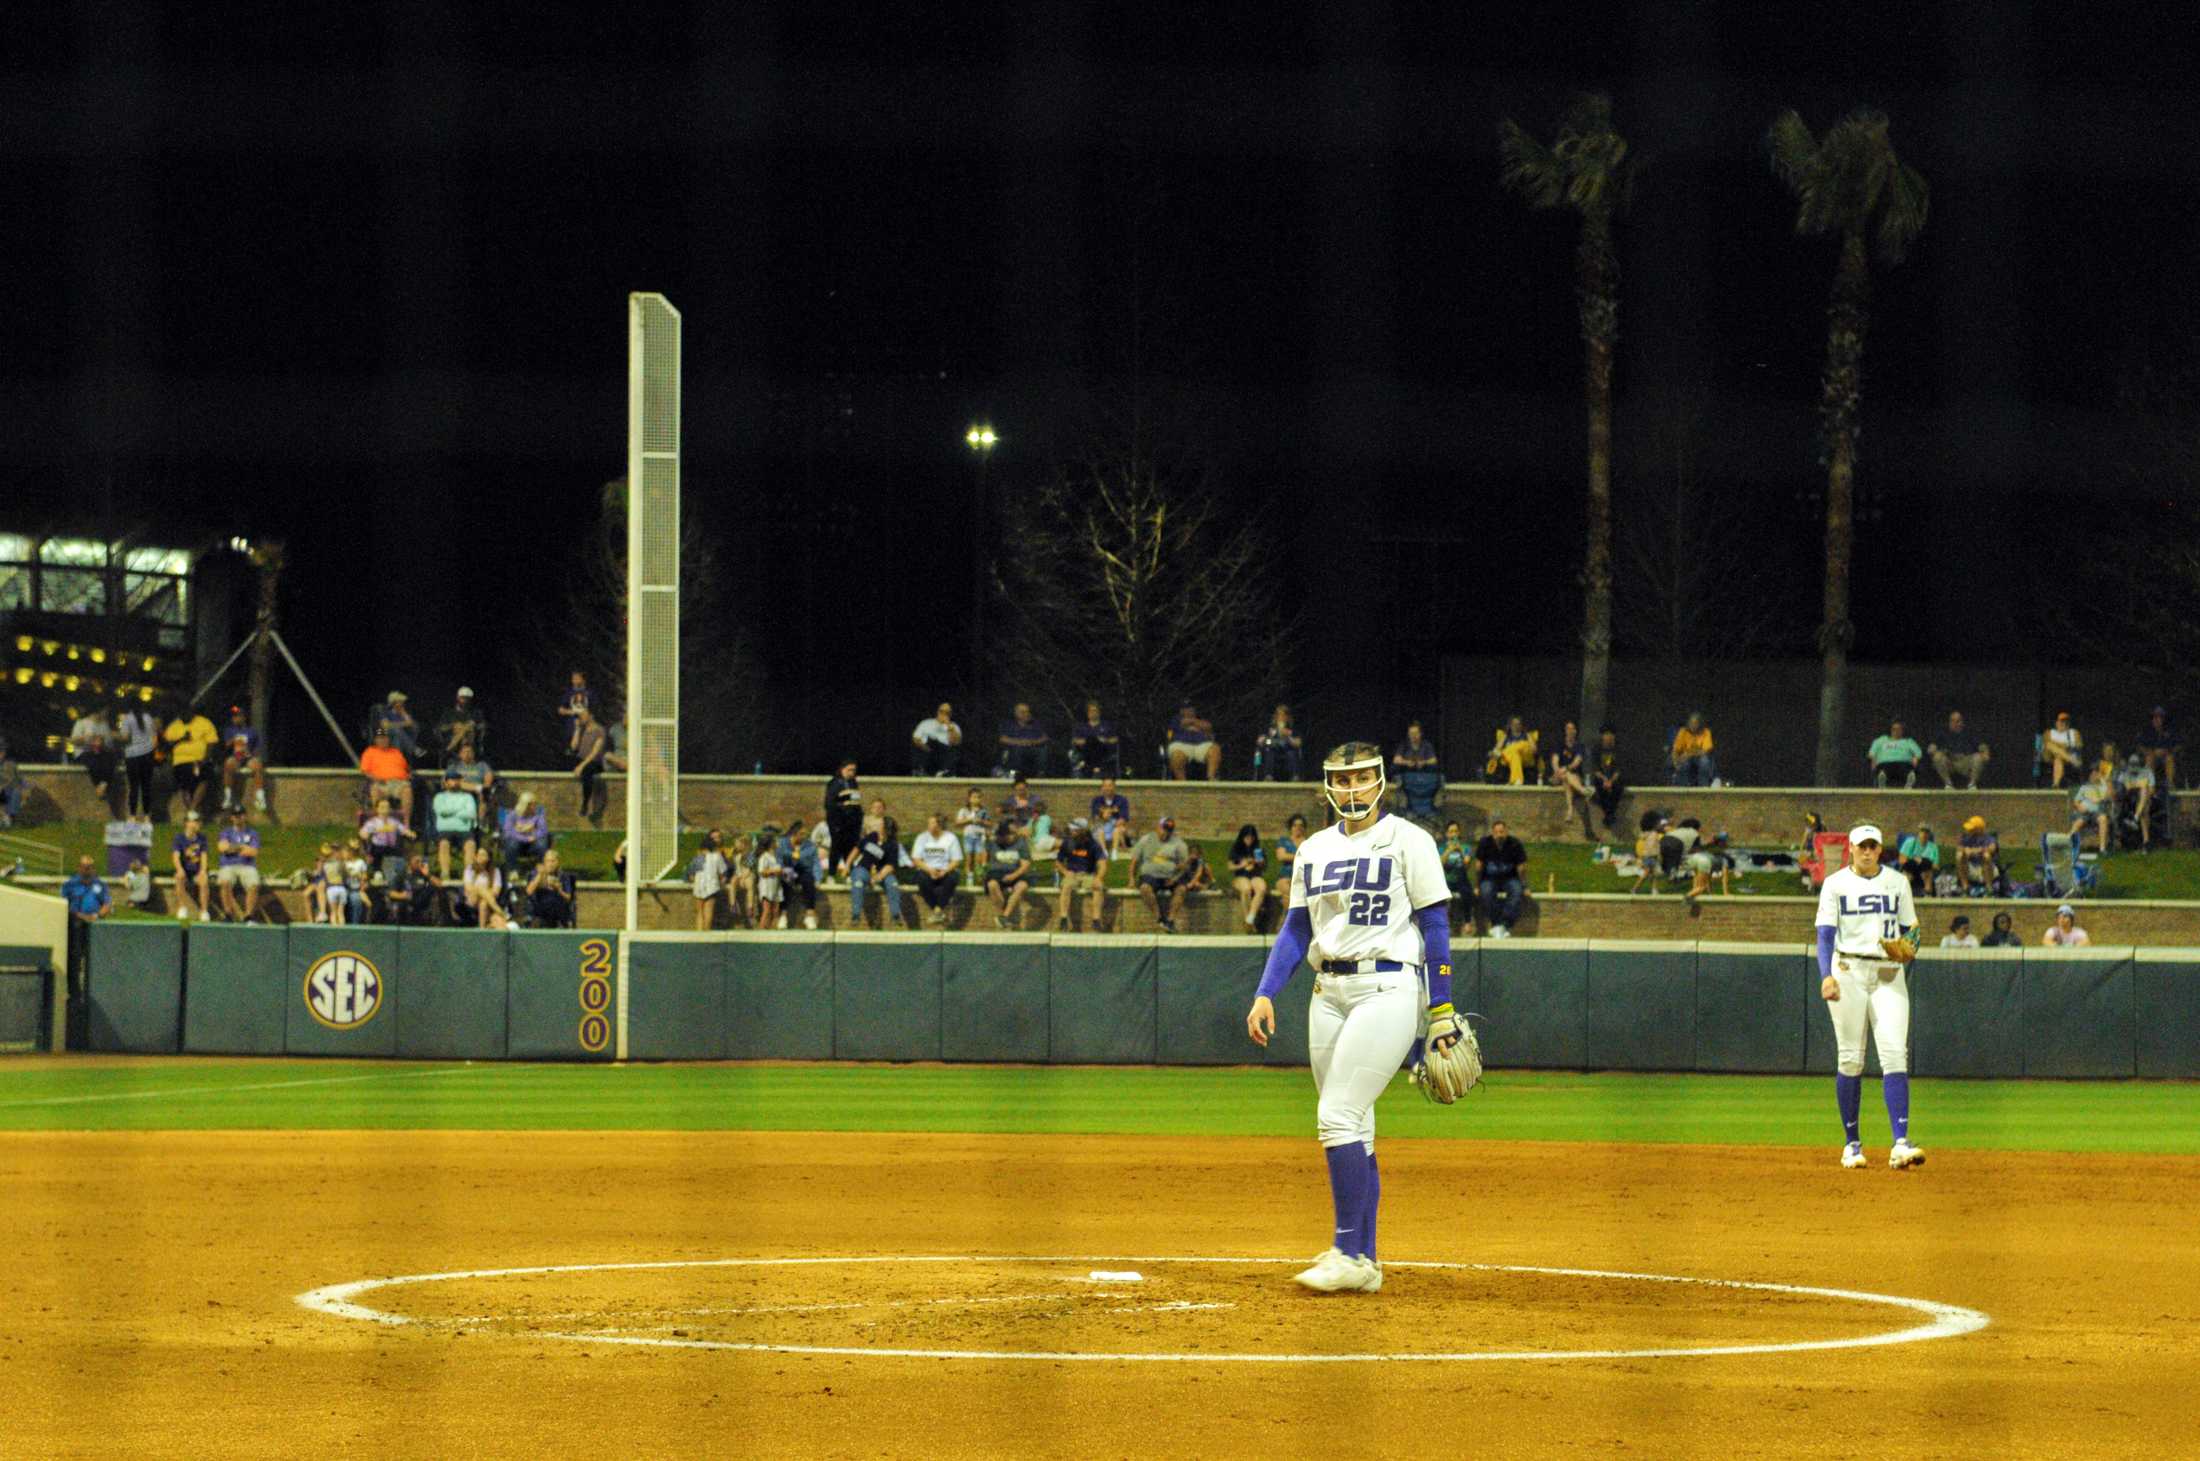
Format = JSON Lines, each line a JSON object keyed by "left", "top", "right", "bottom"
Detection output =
{"left": 1410, "top": 1003, "right": 1484, "bottom": 1105}
{"left": 1879, "top": 937, "right": 1917, "bottom": 965}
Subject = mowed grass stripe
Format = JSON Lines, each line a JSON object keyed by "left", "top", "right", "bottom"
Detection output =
{"left": 1, "top": 1060, "right": 2194, "bottom": 1152}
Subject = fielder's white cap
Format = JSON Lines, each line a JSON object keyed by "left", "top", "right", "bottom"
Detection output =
{"left": 1848, "top": 824, "right": 1884, "bottom": 846}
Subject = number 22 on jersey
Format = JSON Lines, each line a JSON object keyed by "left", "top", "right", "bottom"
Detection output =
{"left": 1308, "top": 856, "right": 1394, "bottom": 927}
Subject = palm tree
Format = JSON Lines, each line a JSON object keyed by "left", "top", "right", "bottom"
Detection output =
{"left": 1500, "top": 94, "right": 1635, "bottom": 743}
{"left": 1767, "top": 107, "right": 1929, "bottom": 784}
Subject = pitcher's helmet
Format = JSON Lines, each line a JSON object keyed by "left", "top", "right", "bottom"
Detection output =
{"left": 1322, "top": 741, "right": 1387, "bottom": 822}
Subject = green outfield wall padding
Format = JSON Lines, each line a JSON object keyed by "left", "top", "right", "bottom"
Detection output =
{"left": 394, "top": 929, "right": 508, "bottom": 1060}
{"left": 1585, "top": 943, "right": 1696, "bottom": 1071}
{"left": 941, "top": 937, "right": 1049, "bottom": 1062}
{"left": 1156, "top": 939, "right": 1264, "bottom": 1066}
{"left": 626, "top": 938, "right": 728, "bottom": 1060}
{"left": 1693, "top": 947, "right": 1808, "bottom": 1073}
{"left": 1475, "top": 942, "right": 1588, "bottom": 1069}
{"left": 85, "top": 922, "right": 183, "bottom": 1054}
{"left": 725, "top": 936, "right": 834, "bottom": 1060}
{"left": 834, "top": 934, "right": 942, "bottom": 1061}
{"left": 2022, "top": 950, "right": 2136, "bottom": 1079}
{"left": 1905, "top": 951, "right": 2022, "bottom": 1078}
{"left": 1049, "top": 938, "right": 1158, "bottom": 1064}
{"left": 507, "top": 931, "right": 617, "bottom": 1061}
{"left": 286, "top": 926, "right": 400, "bottom": 1057}
{"left": 2135, "top": 954, "right": 2200, "bottom": 1079}
{"left": 181, "top": 925, "right": 287, "bottom": 1055}
{"left": 0, "top": 970, "right": 45, "bottom": 1050}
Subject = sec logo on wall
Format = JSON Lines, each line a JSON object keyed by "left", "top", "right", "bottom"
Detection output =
{"left": 303, "top": 951, "right": 384, "bottom": 1030}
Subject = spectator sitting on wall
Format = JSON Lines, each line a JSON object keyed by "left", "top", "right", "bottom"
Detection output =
{"left": 1894, "top": 823, "right": 1940, "bottom": 897}
{"left": 1070, "top": 701, "right": 1122, "bottom": 779}
{"left": 117, "top": 703, "right": 159, "bottom": 819}
{"left": 982, "top": 820, "right": 1035, "bottom": 929}
{"left": 571, "top": 708, "right": 611, "bottom": 822}
{"left": 169, "top": 810, "right": 210, "bottom": 921}
{"left": 1440, "top": 819, "right": 1471, "bottom": 917}
{"left": 214, "top": 808, "right": 262, "bottom": 922}
{"left": 218, "top": 704, "right": 267, "bottom": 814}
{"left": 954, "top": 786, "right": 993, "bottom": 863}
{"left": 824, "top": 760, "right": 865, "bottom": 869}
{"left": 319, "top": 840, "right": 355, "bottom": 926}
{"left": 499, "top": 793, "right": 552, "bottom": 869}
{"left": 1940, "top": 915, "right": 1979, "bottom": 948}
{"left": 2043, "top": 903, "right": 2090, "bottom": 947}
{"left": 159, "top": 704, "right": 219, "bottom": 819}
{"left": 68, "top": 704, "right": 125, "bottom": 820}
{"left": 359, "top": 727, "right": 414, "bottom": 822}
{"left": 1956, "top": 815, "right": 2001, "bottom": 897}
{"left": 1589, "top": 726, "right": 1627, "bottom": 835}
{"left": 1474, "top": 819, "right": 1528, "bottom": 937}
{"left": 371, "top": 690, "right": 421, "bottom": 759}
{"left": 1177, "top": 840, "right": 1216, "bottom": 899}
{"left": 430, "top": 772, "right": 479, "bottom": 881}
{"left": 911, "top": 701, "right": 963, "bottom": 778}
{"left": 1000, "top": 776, "right": 1047, "bottom": 836}
{"left": 753, "top": 831, "right": 785, "bottom": 930}
{"left": 1090, "top": 776, "right": 1132, "bottom": 859}
{"left": 1485, "top": 716, "right": 1539, "bottom": 785}
{"left": 2136, "top": 706, "right": 2180, "bottom": 789}
{"left": 360, "top": 796, "right": 414, "bottom": 882}
{"left": 301, "top": 841, "right": 334, "bottom": 925}
{"left": 462, "top": 846, "right": 510, "bottom": 929}
{"left": 557, "top": 672, "right": 592, "bottom": 757}
{"left": 910, "top": 813, "right": 962, "bottom": 927}
{"left": 1928, "top": 711, "right": 1989, "bottom": 790}
{"left": 448, "top": 742, "right": 496, "bottom": 817}
{"left": 526, "top": 851, "right": 577, "bottom": 929}
{"left": 1272, "top": 814, "right": 1309, "bottom": 902}
{"left": 2116, "top": 754, "right": 2157, "bottom": 851}
{"left": 2040, "top": 710, "right": 2083, "bottom": 787}
{"left": 1131, "top": 815, "right": 1191, "bottom": 933}
{"left": 2070, "top": 765, "right": 2115, "bottom": 853}
{"left": 1165, "top": 702, "right": 1222, "bottom": 781}
{"left": 122, "top": 857, "right": 152, "bottom": 912}
{"left": 1547, "top": 721, "right": 1592, "bottom": 838}
{"left": 1868, "top": 719, "right": 1925, "bottom": 789}
{"left": 383, "top": 850, "right": 442, "bottom": 927}
{"left": 1670, "top": 712, "right": 1717, "bottom": 787}
{"left": 996, "top": 703, "right": 1050, "bottom": 779}
{"left": 1055, "top": 818, "right": 1106, "bottom": 932}
{"left": 341, "top": 840, "right": 370, "bottom": 922}
{"left": 1981, "top": 910, "right": 2021, "bottom": 947}
{"left": 1226, "top": 823, "right": 1267, "bottom": 930}
{"left": 843, "top": 808, "right": 907, "bottom": 928}
{"left": 1256, "top": 704, "right": 1304, "bottom": 782}
{"left": 603, "top": 711, "right": 629, "bottom": 773}
{"left": 774, "top": 818, "right": 822, "bottom": 930}
{"left": 689, "top": 829, "right": 729, "bottom": 931}
{"left": 436, "top": 687, "right": 486, "bottom": 758}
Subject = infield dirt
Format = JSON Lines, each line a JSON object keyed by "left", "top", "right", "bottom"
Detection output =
{"left": 2, "top": 1130, "right": 2191, "bottom": 1458}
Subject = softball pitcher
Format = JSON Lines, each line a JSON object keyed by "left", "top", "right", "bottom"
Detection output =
{"left": 1246, "top": 742, "right": 1471, "bottom": 1294}
{"left": 1816, "top": 823, "right": 1925, "bottom": 1170}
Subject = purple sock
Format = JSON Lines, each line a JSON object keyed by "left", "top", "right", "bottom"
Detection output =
{"left": 1323, "top": 1142, "right": 1369, "bottom": 1256}
{"left": 1883, "top": 1072, "right": 1910, "bottom": 1142}
{"left": 1360, "top": 1150, "right": 1381, "bottom": 1263}
{"left": 1836, "top": 1073, "right": 1861, "bottom": 1144}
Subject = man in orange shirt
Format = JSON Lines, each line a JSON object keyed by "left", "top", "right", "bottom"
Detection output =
{"left": 1670, "top": 712, "right": 1717, "bottom": 787}
{"left": 359, "top": 727, "right": 414, "bottom": 821}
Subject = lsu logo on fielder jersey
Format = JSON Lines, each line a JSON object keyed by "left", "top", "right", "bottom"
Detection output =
{"left": 1836, "top": 893, "right": 1900, "bottom": 915}
{"left": 1306, "top": 857, "right": 1394, "bottom": 895}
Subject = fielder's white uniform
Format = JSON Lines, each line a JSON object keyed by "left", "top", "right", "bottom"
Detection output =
{"left": 1290, "top": 816, "right": 1450, "bottom": 1149}
{"left": 1816, "top": 864, "right": 1917, "bottom": 1077}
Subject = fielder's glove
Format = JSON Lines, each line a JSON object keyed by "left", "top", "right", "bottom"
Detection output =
{"left": 1879, "top": 937, "right": 1917, "bottom": 965}
{"left": 1410, "top": 1003, "right": 1484, "bottom": 1105}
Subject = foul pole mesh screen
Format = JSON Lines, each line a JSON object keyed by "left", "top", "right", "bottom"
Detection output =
{"left": 626, "top": 293, "right": 682, "bottom": 917}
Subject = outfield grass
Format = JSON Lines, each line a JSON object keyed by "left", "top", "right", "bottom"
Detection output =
{"left": 1, "top": 1058, "right": 2192, "bottom": 1153}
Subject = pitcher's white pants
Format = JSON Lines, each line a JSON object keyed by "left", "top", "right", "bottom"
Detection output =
{"left": 1307, "top": 969, "right": 1421, "bottom": 1149}
{"left": 1828, "top": 956, "right": 1911, "bottom": 1077}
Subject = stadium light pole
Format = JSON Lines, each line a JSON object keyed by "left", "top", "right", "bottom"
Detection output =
{"left": 966, "top": 424, "right": 998, "bottom": 729}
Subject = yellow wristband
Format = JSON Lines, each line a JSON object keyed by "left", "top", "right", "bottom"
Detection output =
{"left": 1428, "top": 1002, "right": 1454, "bottom": 1019}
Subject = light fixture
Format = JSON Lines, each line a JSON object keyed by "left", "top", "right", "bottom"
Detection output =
{"left": 11, "top": 635, "right": 27, "bottom": 652}
{"left": 90, "top": 648, "right": 106, "bottom": 663}
{"left": 142, "top": 657, "right": 156, "bottom": 672}
{"left": 229, "top": 536, "right": 252, "bottom": 554}
{"left": 965, "top": 424, "right": 998, "bottom": 451}
{"left": 139, "top": 687, "right": 155, "bottom": 702}
{"left": 64, "top": 675, "right": 79, "bottom": 691}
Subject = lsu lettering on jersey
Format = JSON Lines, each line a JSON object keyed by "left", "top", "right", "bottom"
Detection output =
{"left": 1288, "top": 816, "right": 1450, "bottom": 966}
{"left": 1815, "top": 864, "right": 1917, "bottom": 957}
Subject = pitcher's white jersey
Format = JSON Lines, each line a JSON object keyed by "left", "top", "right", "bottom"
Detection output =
{"left": 1815, "top": 864, "right": 1916, "bottom": 957}
{"left": 1288, "top": 815, "right": 1450, "bottom": 966}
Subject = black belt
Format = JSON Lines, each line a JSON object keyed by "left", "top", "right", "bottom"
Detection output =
{"left": 1320, "top": 959, "right": 1406, "bottom": 974}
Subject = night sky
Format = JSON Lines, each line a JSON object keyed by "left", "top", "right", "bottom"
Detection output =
{"left": 6, "top": 2, "right": 2197, "bottom": 771}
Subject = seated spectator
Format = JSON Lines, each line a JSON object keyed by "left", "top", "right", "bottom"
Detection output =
{"left": 843, "top": 811, "right": 907, "bottom": 927}
{"left": 448, "top": 742, "right": 496, "bottom": 813}
{"left": 2136, "top": 706, "right": 2180, "bottom": 789}
{"left": 1485, "top": 716, "right": 1539, "bottom": 786}
{"left": 218, "top": 704, "right": 267, "bottom": 814}
{"left": 2070, "top": 766, "right": 2115, "bottom": 853}
{"left": 1165, "top": 703, "right": 1222, "bottom": 781}
{"left": 499, "top": 793, "right": 552, "bottom": 869}
{"left": 1927, "top": 711, "right": 1989, "bottom": 790}
{"left": 1177, "top": 840, "right": 1216, "bottom": 897}
{"left": 1894, "top": 823, "right": 1939, "bottom": 897}
{"left": 1956, "top": 815, "right": 2002, "bottom": 897}
{"left": 1939, "top": 915, "right": 1979, "bottom": 949}
{"left": 359, "top": 729, "right": 414, "bottom": 822}
{"left": 555, "top": 672, "right": 592, "bottom": 756}
{"left": 910, "top": 814, "right": 963, "bottom": 927}
{"left": 461, "top": 846, "right": 510, "bottom": 929}
{"left": 1394, "top": 721, "right": 1440, "bottom": 773}
{"left": 2042, "top": 903, "right": 2090, "bottom": 947}
{"left": 68, "top": 704, "right": 125, "bottom": 819}
{"left": 360, "top": 795, "right": 414, "bottom": 886}
{"left": 982, "top": 820, "right": 1035, "bottom": 929}
{"left": 383, "top": 850, "right": 446, "bottom": 927}
{"left": 169, "top": 810, "right": 210, "bottom": 922}
{"left": 1474, "top": 819, "right": 1528, "bottom": 936}
{"left": 1547, "top": 722, "right": 1592, "bottom": 837}
{"left": 214, "top": 809, "right": 262, "bottom": 923}
{"left": 2116, "top": 754, "right": 2157, "bottom": 851}
{"left": 1090, "top": 776, "right": 1132, "bottom": 859}
{"left": 1589, "top": 727, "right": 1626, "bottom": 836}
{"left": 996, "top": 703, "right": 1050, "bottom": 779}
{"left": 1069, "top": 701, "right": 1122, "bottom": 779}
{"left": 1226, "top": 823, "right": 1267, "bottom": 930}
{"left": 121, "top": 857, "right": 152, "bottom": 912}
{"left": 604, "top": 711, "right": 629, "bottom": 773}
{"left": 318, "top": 841, "right": 353, "bottom": 926}
{"left": 571, "top": 708, "right": 611, "bottom": 821}
{"left": 525, "top": 851, "right": 578, "bottom": 929}
{"left": 1981, "top": 910, "right": 2021, "bottom": 947}
{"left": 436, "top": 687, "right": 486, "bottom": 758}
{"left": 1255, "top": 704, "right": 1303, "bottom": 782}
{"left": 729, "top": 834, "right": 760, "bottom": 925}
{"left": 1669, "top": 712, "right": 1716, "bottom": 787}
{"left": 1054, "top": 818, "right": 1106, "bottom": 931}
{"left": 1000, "top": 777, "right": 1049, "bottom": 842}
{"left": 341, "top": 840, "right": 370, "bottom": 921}
{"left": 370, "top": 690, "right": 421, "bottom": 759}
{"left": 910, "top": 701, "right": 963, "bottom": 777}
{"left": 1394, "top": 720, "right": 1445, "bottom": 824}
{"left": 159, "top": 705, "right": 220, "bottom": 818}
{"left": 430, "top": 772, "right": 480, "bottom": 880}
{"left": 1272, "top": 814, "right": 1309, "bottom": 901}
{"left": 1131, "top": 815, "right": 1191, "bottom": 933}
{"left": 773, "top": 819, "right": 822, "bottom": 930}
{"left": 1440, "top": 820, "right": 1471, "bottom": 917}
{"left": 688, "top": 830, "right": 729, "bottom": 931}
{"left": 2039, "top": 710, "right": 2083, "bottom": 787}
{"left": 754, "top": 833, "right": 785, "bottom": 929}
{"left": 954, "top": 786, "right": 994, "bottom": 862}
{"left": 1867, "top": 719, "right": 1924, "bottom": 789}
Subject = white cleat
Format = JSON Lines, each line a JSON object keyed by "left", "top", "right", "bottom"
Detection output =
{"left": 1889, "top": 1140, "right": 1926, "bottom": 1170}
{"left": 1293, "top": 1248, "right": 1381, "bottom": 1294}
{"left": 1841, "top": 1142, "right": 1867, "bottom": 1169}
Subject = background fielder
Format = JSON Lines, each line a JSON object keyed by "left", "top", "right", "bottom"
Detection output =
{"left": 1816, "top": 822, "right": 1925, "bottom": 1170}
{"left": 1246, "top": 742, "right": 1459, "bottom": 1294}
